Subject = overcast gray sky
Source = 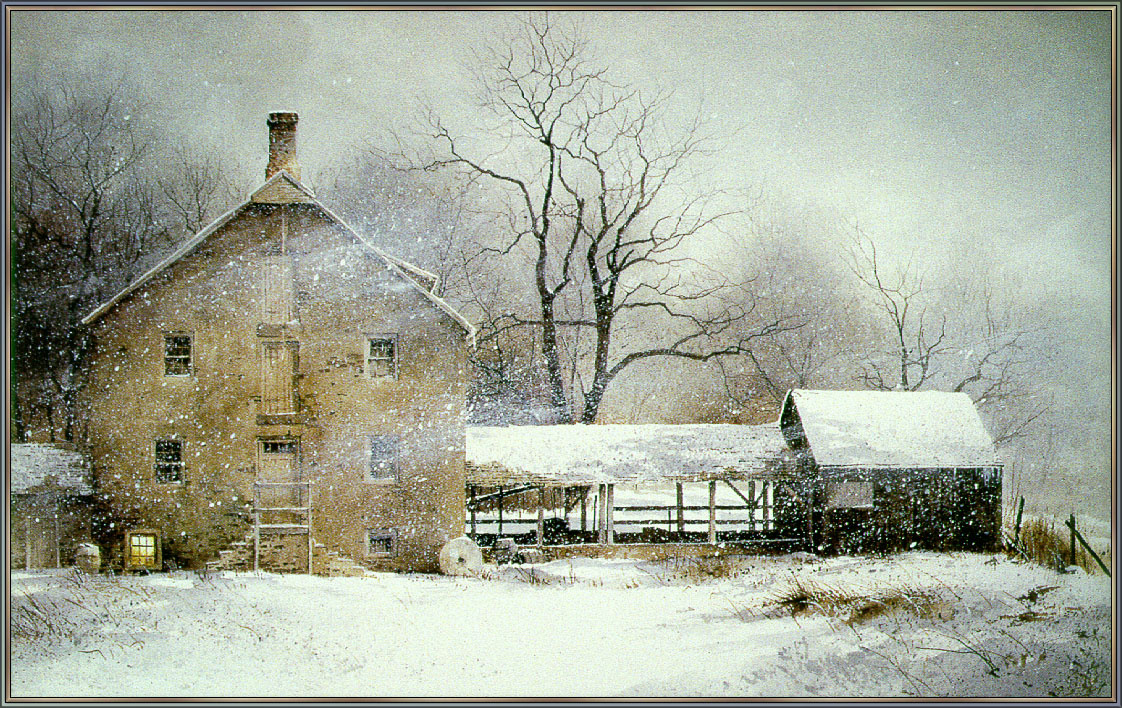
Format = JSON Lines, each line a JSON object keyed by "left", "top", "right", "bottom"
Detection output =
{"left": 8, "top": 8, "right": 1114, "bottom": 510}
{"left": 11, "top": 10, "right": 1110, "bottom": 298}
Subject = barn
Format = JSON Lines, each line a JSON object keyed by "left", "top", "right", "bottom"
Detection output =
{"left": 465, "top": 423, "right": 803, "bottom": 555}
{"left": 779, "top": 389, "right": 1003, "bottom": 554}
{"left": 462, "top": 390, "right": 1003, "bottom": 559}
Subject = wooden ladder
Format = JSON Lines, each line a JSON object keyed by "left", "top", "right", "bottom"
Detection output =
{"left": 252, "top": 480, "right": 313, "bottom": 575}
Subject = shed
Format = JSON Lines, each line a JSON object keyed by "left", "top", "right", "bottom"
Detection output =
{"left": 10, "top": 444, "right": 97, "bottom": 568}
{"left": 780, "top": 389, "right": 1003, "bottom": 553}
{"left": 465, "top": 424, "right": 802, "bottom": 547}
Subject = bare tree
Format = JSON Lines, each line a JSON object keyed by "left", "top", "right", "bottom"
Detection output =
{"left": 406, "top": 14, "right": 794, "bottom": 423}
{"left": 10, "top": 77, "right": 241, "bottom": 441}
{"left": 846, "top": 225, "right": 1051, "bottom": 446}
{"left": 715, "top": 213, "right": 874, "bottom": 421}
{"left": 846, "top": 225, "right": 949, "bottom": 391}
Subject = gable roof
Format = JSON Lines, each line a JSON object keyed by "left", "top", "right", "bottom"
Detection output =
{"left": 80, "top": 171, "right": 475, "bottom": 344}
{"left": 466, "top": 423, "right": 796, "bottom": 486}
{"left": 11, "top": 444, "right": 92, "bottom": 495}
{"left": 781, "top": 389, "right": 1000, "bottom": 469}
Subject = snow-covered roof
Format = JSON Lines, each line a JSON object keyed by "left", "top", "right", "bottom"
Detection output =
{"left": 80, "top": 171, "right": 475, "bottom": 345}
{"left": 782, "top": 389, "right": 1000, "bottom": 469}
{"left": 466, "top": 424, "right": 795, "bottom": 486}
{"left": 11, "top": 444, "right": 92, "bottom": 495}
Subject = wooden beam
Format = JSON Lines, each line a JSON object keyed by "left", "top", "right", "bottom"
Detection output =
{"left": 708, "top": 481, "right": 717, "bottom": 544}
{"left": 762, "top": 481, "right": 771, "bottom": 532}
{"left": 469, "top": 484, "right": 477, "bottom": 539}
{"left": 606, "top": 484, "right": 615, "bottom": 546}
{"left": 497, "top": 485, "right": 504, "bottom": 537}
{"left": 598, "top": 483, "right": 608, "bottom": 544}
{"left": 537, "top": 487, "right": 545, "bottom": 548}
{"left": 580, "top": 487, "right": 587, "bottom": 532}
{"left": 748, "top": 480, "right": 757, "bottom": 530}
{"left": 676, "top": 483, "right": 685, "bottom": 537}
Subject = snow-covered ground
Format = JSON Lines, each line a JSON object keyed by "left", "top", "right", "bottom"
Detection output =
{"left": 9, "top": 552, "right": 1113, "bottom": 698}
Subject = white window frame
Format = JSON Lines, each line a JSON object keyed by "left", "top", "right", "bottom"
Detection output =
{"left": 163, "top": 332, "right": 193, "bottom": 377}
{"left": 365, "top": 528, "right": 397, "bottom": 558}
{"left": 154, "top": 439, "right": 185, "bottom": 484}
{"left": 366, "top": 434, "right": 400, "bottom": 483}
{"left": 365, "top": 333, "right": 398, "bottom": 379}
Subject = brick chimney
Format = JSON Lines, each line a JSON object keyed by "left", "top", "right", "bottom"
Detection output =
{"left": 266, "top": 112, "right": 300, "bottom": 181}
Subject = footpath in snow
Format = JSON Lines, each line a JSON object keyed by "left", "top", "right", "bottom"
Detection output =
{"left": 8, "top": 552, "right": 1113, "bottom": 698}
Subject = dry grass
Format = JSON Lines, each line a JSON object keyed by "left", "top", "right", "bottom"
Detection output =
{"left": 657, "top": 555, "right": 747, "bottom": 582}
{"left": 765, "top": 576, "right": 950, "bottom": 626}
{"left": 1015, "top": 518, "right": 1109, "bottom": 575}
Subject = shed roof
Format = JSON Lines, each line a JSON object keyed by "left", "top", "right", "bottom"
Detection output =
{"left": 782, "top": 389, "right": 1000, "bottom": 469}
{"left": 11, "top": 444, "right": 92, "bottom": 495}
{"left": 466, "top": 424, "right": 795, "bottom": 486}
{"left": 80, "top": 171, "right": 475, "bottom": 344}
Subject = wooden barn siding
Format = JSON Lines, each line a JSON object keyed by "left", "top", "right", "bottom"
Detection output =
{"left": 817, "top": 467, "right": 1002, "bottom": 554}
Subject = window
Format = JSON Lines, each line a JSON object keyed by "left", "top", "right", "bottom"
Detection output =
{"left": 366, "top": 335, "right": 397, "bottom": 378}
{"left": 126, "top": 532, "right": 159, "bottom": 569}
{"left": 366, "top": 529, "right": 396, "bottom": 557}
{"left": 260, "top": 341, "right": 297, "bottom": 415}
{"left": 826, "top": 480, "right": 874, "bottom": 509}
{"left": 164, "top": 333, "right": 192, "bottom": 376}
{"left": 154, "top": 440, "right": 185, "bottom": 484}
{"left": 368, "top": 435, "right": 400, "bottom": 482}
{"left": 261, "top": 440, "right": 299, "bottom": 455}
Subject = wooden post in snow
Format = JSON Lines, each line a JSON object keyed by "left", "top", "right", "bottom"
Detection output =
{"left": 537, "top": 487, "right": 545, "bottom": 547}
{"left": 606, "top": 484, "right": 615, "bottom": 545}
{"left": 676, "top": 483, "right": 685, "bottom": 538}
{"left": 708, "top": 481, "right": 717, "bottom": 544}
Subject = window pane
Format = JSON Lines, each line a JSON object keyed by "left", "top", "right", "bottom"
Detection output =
{"left": 367, "top": 337, "right": 396, "bottom": 378}
{"left": 369, "top": 435, "right": 399, "bottom": 480}
{"left": 367, "top": 530, "right": 394, "bottom": 555}
{"left": 165, "top": 334, "right": 192, "bottom": 375}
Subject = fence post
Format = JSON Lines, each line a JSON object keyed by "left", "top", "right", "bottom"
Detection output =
{"left": 1069, "top": 513, "right": 1077, "bottom": 567}
{"left": 1013, "top": 496, "right": 1025, "bottom": 547}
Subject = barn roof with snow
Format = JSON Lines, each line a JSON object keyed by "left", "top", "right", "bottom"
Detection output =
{"left": 466, "top": 424, "right": 796, "bottom": 486}
{"left": 780, "top": 389, "right": 1000, "bottom": 470}
{"left": 11, "top": 444, "right": 92, "bottom": 495}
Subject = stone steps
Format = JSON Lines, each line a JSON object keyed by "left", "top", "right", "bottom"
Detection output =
{"left": 210, "top": 531, "right": 366, "bottom": 576}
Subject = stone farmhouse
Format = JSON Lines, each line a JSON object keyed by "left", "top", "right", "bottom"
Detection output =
{"left": 78, "top": 113, "right": 474, "bottom": 574}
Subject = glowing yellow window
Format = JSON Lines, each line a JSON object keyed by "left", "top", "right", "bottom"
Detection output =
{"left": 128, "top": 533, "right": 158, "bottom": 569}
